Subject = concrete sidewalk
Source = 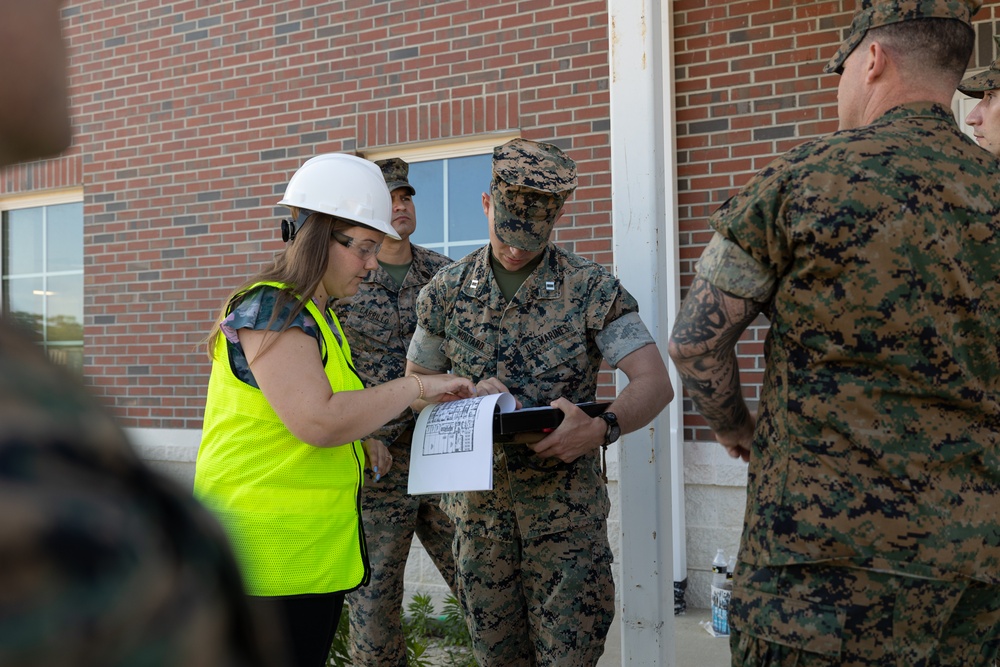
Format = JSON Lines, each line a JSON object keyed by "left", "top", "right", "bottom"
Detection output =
{"left": 598, "top": 608, "right": 731, "bottom": 667}
{"left": 420, "top": 606, "right": 732, "bottom": 666}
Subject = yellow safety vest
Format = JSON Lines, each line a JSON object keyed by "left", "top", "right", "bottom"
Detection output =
{"left": 194, "top": 281, "right": 369, "bottom": 596}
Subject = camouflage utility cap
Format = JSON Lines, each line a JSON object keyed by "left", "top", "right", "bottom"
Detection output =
{"left": 491, "top": 138, "right": 577, "bottom": 252}
{"left": 959, "top": 35, "right": 1000, "bottom": 97}
{"left": 375, "top": 157, "right": 416, "bottom": 195}
{"left": 825, "top": 0, "right": 982, "bottom": 74}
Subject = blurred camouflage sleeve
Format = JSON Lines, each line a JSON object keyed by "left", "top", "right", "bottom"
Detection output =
{"left": 0, "top": 321, "right": 286, "bottom": 667}
{"left": 696, "top": 232, "right": 777, "bottom": 303}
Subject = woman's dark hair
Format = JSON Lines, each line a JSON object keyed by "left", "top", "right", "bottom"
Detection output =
{"left": 204, "top": 209, "right": 354, "bottom": 361}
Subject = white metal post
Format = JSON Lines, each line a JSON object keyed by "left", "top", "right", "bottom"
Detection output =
{"left": 607, "top": 0, "right": 683, "bottom": 663}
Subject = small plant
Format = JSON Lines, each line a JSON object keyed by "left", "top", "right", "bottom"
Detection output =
{"left": 404, "top": 594, "right": 476, "bottom": 667}
{"left": 404, "top": 593, "right": 438, "bottom": 639}
{"left": 438, "top": 595, "right": 473, "bottom": 648}
{"left": 325, "top": 593, "right": 476, "bottom": 666}
{"left": 404, "top": 631, "right": 431, "bottom": 667}
{"left": 401, "top": 593, "right": 435, "bottom": 667}
{"left": 327, "top": 593, "right": 477, "bottom": 666}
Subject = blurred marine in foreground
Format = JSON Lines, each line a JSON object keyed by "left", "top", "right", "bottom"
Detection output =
{"left": 0, "top": 1, "right": 283, "bottom": 664}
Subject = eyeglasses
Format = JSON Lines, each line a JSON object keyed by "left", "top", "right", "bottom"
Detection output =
{"left": 332, "top": 229, "right": 382, "bottom": 262}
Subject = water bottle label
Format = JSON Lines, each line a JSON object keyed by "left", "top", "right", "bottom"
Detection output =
{"left": 711, "top": 585, "right": 731, "bottom": 635}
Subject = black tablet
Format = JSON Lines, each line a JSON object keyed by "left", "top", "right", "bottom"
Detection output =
{"left": 493, "top": 401, "right": 610, "bottom": 441}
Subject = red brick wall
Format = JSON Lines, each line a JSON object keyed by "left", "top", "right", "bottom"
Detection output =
{"left": 673, "top": 1, "right": 999, "bottom": 442}
{"left": 0, "top": 156, "right": 83, "bottom": 195}
{"left": 3, "top": 1, "right": 998, "bottom": 432}
{"left": 0, "top": 0, "right": 612, "bottom": 428}
{"left": 673, "top": 1, "right": 849, "bottom": 441}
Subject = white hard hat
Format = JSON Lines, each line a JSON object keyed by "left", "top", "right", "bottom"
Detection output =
{"left": 277, "top": 153, "right": 400, "bottom": 240}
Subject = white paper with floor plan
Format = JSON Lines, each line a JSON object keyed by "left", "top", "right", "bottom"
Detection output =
{"left": 407, "top": 392, "right": 515, "bottom": 495}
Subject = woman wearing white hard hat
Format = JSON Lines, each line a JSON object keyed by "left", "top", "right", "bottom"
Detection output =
{"left": 193, "top": 153, "right": 475, "bottom": 667}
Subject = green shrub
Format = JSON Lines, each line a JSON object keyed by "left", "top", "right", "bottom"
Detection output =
{"left": 327, "top": 593, "right": 473, "bottom": 666}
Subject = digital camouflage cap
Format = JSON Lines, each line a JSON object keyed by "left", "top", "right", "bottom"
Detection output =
{"left": 959, "top": 35, "right": 1000, "bottom": 97}
{"left": 824, "top": 0, "right": 982, "bottom": 75}
{"left": 375, "top": 157, "right": 416, "bottom": 195}
{"left": 490, "top": 138, "right": 577, "bottom": 252}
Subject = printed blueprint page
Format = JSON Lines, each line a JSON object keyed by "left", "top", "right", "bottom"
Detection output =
{"left": 407, "top": 392, "right": 515, "bottom": 494}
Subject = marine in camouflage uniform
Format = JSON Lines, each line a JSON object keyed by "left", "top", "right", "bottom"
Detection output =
{"left": 406, "top": 139, "right": 673, "bottom": 666}
{"left": 668, "top": 1, "right": 1000, "bottom": 665}
{"left": 959, "top": 35, "right": 1000, "bottom": 157}
{"left": 0, "top": 321, "right": 287, "bottom": 667}
{"left": 336, "top": 158, "right": 458, "bottom": 667}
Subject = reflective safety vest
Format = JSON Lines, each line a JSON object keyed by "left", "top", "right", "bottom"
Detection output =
{"left": 194, "top": 281, "right": 369, "bottom": 596}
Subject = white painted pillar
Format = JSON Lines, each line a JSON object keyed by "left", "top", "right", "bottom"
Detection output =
{"left": 607, "top": 0, "right": 684, "bottom": 664}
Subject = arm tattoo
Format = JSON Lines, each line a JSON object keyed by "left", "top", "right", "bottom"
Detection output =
{"left": 669, "top": 277, "right": 764, "bottom": 434}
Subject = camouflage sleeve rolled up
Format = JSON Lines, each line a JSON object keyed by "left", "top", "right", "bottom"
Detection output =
{"left": 696, "top": 232, "right": 776, "bottom": 303}
{"left": 409, "top": 252, "right": 475, "bottom": 371}
{"left": 595, "top": 311, "right": 655, "bottom": 367}
{"left": 407, "top": 325, "right": 450, "bottom": 372}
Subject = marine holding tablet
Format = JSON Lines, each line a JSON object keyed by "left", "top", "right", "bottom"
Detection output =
{"left": 405, "top": 138, "right": 673, "bottom": 667}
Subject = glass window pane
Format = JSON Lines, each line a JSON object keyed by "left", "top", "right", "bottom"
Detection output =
{"left": 3, "top": 275, "right": 44, "bottom": 337}
{"left": 446, "top": 243, "right": 484, "bottom": 261}
{"left": 408, "top": 161, "right": 444, "bottom": 246}
{"left": 448, "top": 153, "right": 492, "bottom": 242}
{"left": 46, "top": 343, "right": 83, "bottom": 374}
{"left": 2, "top": 200, "right": 82, "bottom": 370}
{"left": 4, "top": 207, "right": 44, "bottom": 276}
{"left": 46, "top": 273, "right": 84, "bottom": 342}
{"left": 47, "top": 202, "right": 84, "bottom": 272}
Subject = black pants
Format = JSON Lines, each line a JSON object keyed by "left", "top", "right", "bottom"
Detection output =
{"left": 247, "top": 592, "right": 345, "bottom": 667}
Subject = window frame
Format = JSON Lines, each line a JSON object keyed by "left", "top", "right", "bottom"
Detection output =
{"left": 0, "top": 187, "right": 85, "bottom": 369}
{"left": 365, "top": 133, "right": 519, "bottom": 259}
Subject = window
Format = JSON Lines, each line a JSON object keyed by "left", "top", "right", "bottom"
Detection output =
{"left": 1, "top": 193, "right": 84, "bottom": 372}
{"left": 367, "top": 134, "right": 517, "bottom": 260}
{"left": 408, "top": 153, "right": 492, "bottom": 259}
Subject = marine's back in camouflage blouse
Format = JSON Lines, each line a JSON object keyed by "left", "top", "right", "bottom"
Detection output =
{"left": 409, "top": 243, "right": 653, "bottom": 541}
{"left": 335, "top": 243, "right": 452, "bottom": 447}
{"left": 706, "top": 102, "right": 1000, "bottom": 584}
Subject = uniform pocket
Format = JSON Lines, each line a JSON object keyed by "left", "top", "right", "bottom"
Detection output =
{"left": 443, "top": 334, "right": 490, "bottom": 380}
{"left": 524, "top": 331, "right": 588, "bottom": 384}
{"left": 340, "top": 307, "right": 394, "bottom": 347}
{"left": 731, "top": 587, "right": 845, "bottom": 658}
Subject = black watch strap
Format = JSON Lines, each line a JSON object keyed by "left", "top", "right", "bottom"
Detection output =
{"left": 598, "top": 411, "right": 620, "bottom": 446}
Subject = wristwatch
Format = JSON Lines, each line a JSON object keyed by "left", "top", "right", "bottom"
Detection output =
{"left": 598, "top": 411, "right": 620, "bottom": 446}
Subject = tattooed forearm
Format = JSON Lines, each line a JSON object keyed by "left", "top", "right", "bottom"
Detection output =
{"left": 668, "top": 277, "right": 763, "bottom": 434}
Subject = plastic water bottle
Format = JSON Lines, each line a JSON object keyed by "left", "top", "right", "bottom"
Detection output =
{"left": 711, "top": 548, "right": 730, "bottom": 635}
{"left": 711, "top": 549, "right": 727, "bottom": 587}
